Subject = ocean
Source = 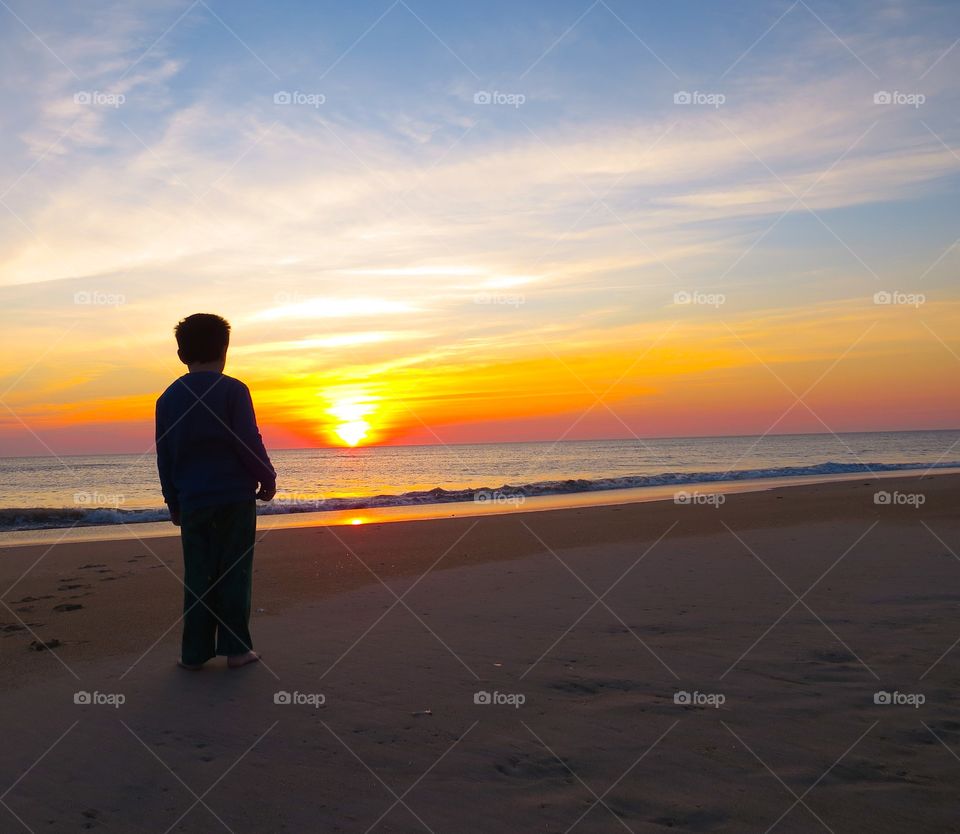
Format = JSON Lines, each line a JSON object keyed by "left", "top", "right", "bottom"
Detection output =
{"left": 0, "top": 430, "right": 957, "bottom": 533}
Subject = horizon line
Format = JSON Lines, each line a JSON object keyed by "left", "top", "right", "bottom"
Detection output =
{"left": 3, "top": 425, "right": 959, "bottom": 460}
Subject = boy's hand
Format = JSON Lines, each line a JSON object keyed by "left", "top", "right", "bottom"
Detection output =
{"left": 257, "top": 481, "right": 276, "bottom": 501}
{"left": 169, "top": 507, "right": 181, "bottom": 526}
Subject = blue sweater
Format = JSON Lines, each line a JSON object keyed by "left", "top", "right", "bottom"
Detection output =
{"left": 155, "top": 371, "right": 276, "bottom": 513}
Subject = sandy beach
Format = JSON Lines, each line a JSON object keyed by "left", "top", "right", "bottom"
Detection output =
{"left": 2, "top": 473, "right": 959, "bottom": 832}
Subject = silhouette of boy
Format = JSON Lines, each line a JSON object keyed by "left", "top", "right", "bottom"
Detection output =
{"left": 155, "top": 313, "right": 276, "bottom": 670}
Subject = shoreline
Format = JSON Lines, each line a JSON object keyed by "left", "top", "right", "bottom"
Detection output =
{"left": 1, "top": 465, "right": 957, "bottom": 548}
{"left": 2, "top": 472, "right": 956, "bottom": 678}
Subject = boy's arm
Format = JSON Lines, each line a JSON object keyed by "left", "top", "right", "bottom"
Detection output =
{"left": 155, "top": 397, "right": 180, "bottom": 523}
{"left": 229, "top": 383, "right": 277, "bottom": 496}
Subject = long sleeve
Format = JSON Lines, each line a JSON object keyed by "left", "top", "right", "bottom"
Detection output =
{"left": 155, "top": 397, "right": 179, "bottom": 512}
{"left": 229, "top": 384, "right": 276, "bottom": 487}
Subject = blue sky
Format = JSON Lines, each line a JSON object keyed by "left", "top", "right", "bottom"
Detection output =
{"left": 3, "top": 0, "right": 957, "bottom": 290}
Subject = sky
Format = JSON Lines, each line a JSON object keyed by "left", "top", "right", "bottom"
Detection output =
{"left": 0, "top": 0, "right": 958, "bottom": 454}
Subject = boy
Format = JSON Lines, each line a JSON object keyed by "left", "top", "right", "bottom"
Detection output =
{"left": 155, "top": 313, "right": 276, "bottom": 670}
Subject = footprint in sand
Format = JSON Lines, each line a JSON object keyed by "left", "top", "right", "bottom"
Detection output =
{"left": 495, "top": 752, "right": 573, "bottom": 780}
{"left": 650, "top": 809, "right": 728, "bottom": 831}
{"left": 811, "top": 648, "right": 857, "bottom": 663}
{"left": 550, "top": 679, "right": 601, "bottom": 695}
{"left": 53, "top": 603, "right": 84, "bottom": 613}
{"left": 599, "top": 797, "right": 649, "bottom": 820}
{"left": 823, "top": 758, "right": 915, "bottom": 786}
{"left": 550, "top": 678, "right": 642, "bottom": 696}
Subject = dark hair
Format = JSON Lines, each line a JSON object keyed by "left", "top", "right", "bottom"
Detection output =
{"left": 174, "top": 313, "right": 231, "bottom": 364}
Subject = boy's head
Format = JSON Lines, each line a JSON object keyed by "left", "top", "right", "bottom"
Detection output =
{"left": 174, "top": 313, "right": 230, "bottom": 368}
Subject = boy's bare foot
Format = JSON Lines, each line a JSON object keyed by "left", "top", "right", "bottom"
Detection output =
{"left": 177, "top": 659, "right": 204, "bottom": 671}
{"left": 227, "top": 650, "right": 260, "bottom": 669}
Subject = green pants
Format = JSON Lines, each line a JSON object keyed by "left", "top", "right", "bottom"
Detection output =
{"left": 179, "top": 499, "right": 257, "bottom": 664}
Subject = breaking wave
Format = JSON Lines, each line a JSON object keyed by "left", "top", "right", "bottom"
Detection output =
{"left": 2, "top": 460, "right": 956, "bottom": 531}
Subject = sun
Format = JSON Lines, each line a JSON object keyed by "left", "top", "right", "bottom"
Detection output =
{"left": 335, "top": 420, "right": 369, "bottom": 447}
{"left": 327, "top": 392, "right": 377, "bottom": 447}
